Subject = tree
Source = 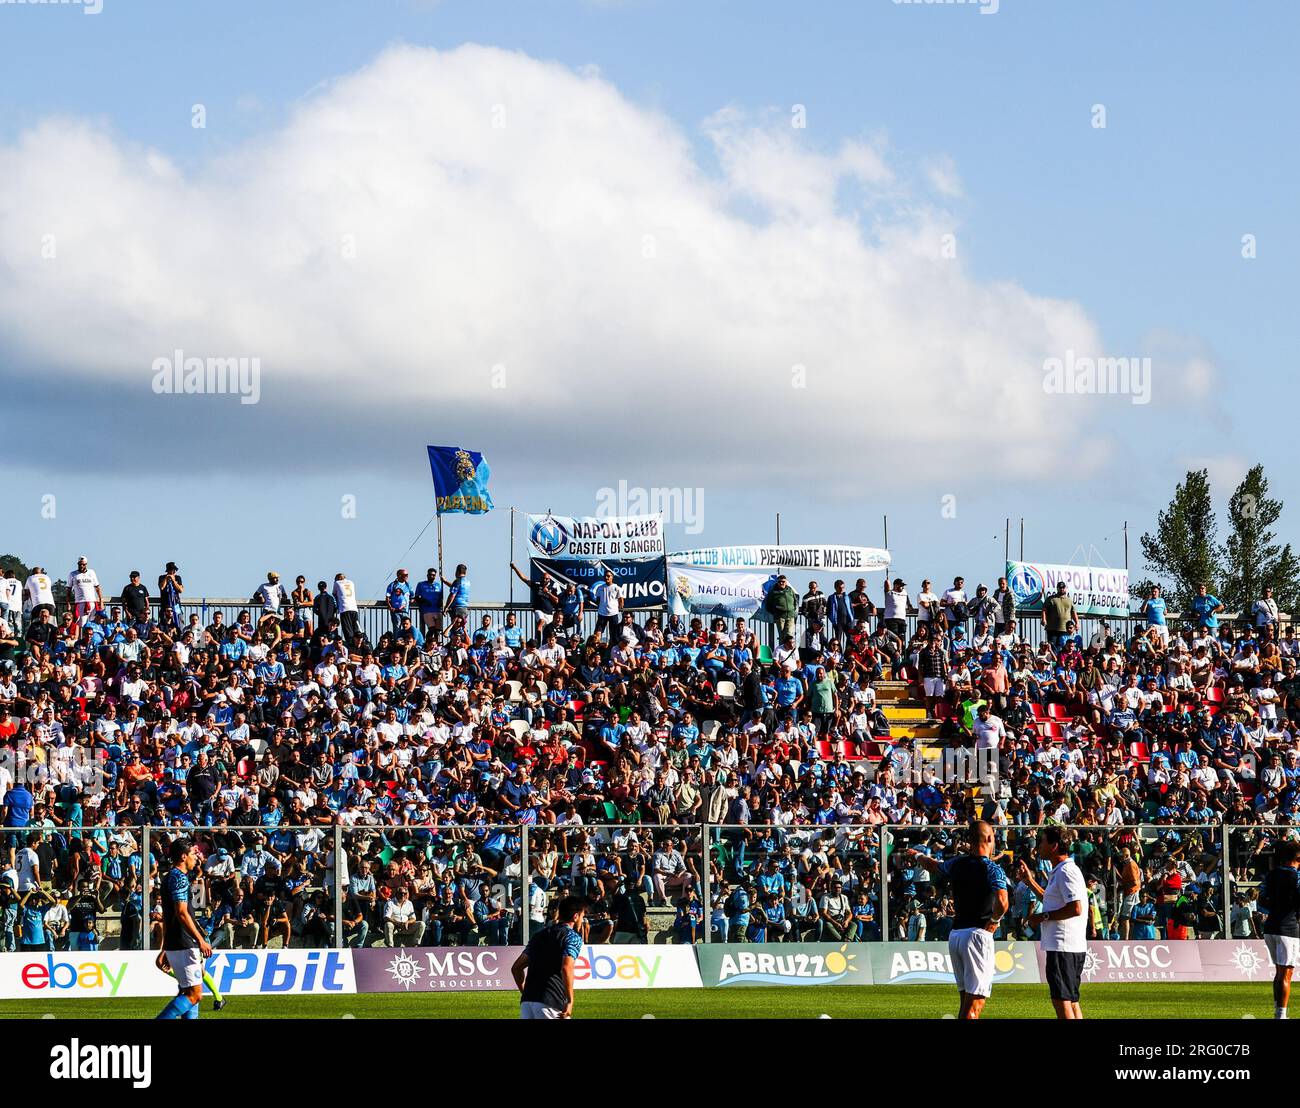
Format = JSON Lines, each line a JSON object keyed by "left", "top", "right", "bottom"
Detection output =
{"left": 1220, "top": 465, "right": 1300, "bottom": 613}
{"left": 0, "top": 554, "right": 31, "bottom": 579}
{"left": 1135, "top": 469, "right": 1221, "bottom": 611}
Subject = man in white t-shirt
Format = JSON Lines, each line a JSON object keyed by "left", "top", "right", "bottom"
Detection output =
{"left": 68, "top": 556, "right": 103, "bottom": 628}
{"left": 1017, "top": 826, "right": 1088, "bottom": 1019}
{"left": 972, "top": 704, "right": 1005, "bottom": 753}
{"left": 0, "top": 571, "right": 20, "bottom": 632}
{"left": 333, "top": 572, "right": 360, "bottom": 643}
{"left": 942, "top": 576, "right": 969, "bottom": 628}
{"left": 592, "top": 570, "right": 623, "bottom": 643}
{"left": 24, "top": 568, "right": 55, "bottom": 619}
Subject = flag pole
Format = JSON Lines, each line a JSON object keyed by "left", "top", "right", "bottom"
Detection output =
{"left": 437, "top": 511, "right": 444, "bottom": 591}
{"left": 509, "top": 508, "right": 516, "bottom": 607}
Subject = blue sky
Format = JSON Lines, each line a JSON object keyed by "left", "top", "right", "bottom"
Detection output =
{"left": 1, "top": 0, "right": 1295, "bottom": 601}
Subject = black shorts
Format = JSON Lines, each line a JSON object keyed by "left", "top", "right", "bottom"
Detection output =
{"left": 1045, "top": 950, "right": 1086, "bottom": 1002}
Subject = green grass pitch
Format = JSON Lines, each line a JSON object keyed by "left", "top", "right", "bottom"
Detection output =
{"left": 0, "top": 983, "right": 1274, "bottom": 1019}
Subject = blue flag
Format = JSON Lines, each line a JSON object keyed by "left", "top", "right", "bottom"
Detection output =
{"left": 426, "top": 446, "right": 494, "bottom": 514}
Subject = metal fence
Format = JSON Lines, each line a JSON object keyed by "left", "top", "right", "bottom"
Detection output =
{"left": 10, "top": 822, "right": 1287, "bottom": 953}
{"left": 72, "top": 596, "right": 1278, "bottom": 651}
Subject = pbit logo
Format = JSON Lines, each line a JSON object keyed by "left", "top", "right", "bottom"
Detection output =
{"left": 205, "top": 951, "right": 352, "bottom": 995}
{"left": 530, "top": 515, "right": 570, "bottom": 556}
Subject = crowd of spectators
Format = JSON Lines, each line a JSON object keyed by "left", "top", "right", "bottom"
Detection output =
{"left": 1, "top": 557, "right": 1298, "bottom": 950}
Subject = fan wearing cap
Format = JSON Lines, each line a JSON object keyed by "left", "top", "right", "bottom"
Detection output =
{"left": 68, "top": 556, "right": 103, "bottom": 631}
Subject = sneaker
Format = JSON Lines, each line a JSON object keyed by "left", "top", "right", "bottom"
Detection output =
{"left": 214, "top": 998, "right": 227, "bottom": 1012}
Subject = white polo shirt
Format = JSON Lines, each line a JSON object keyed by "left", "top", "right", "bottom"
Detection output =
{"left": 1039, "top": 857, "right": 1088, "bottom": 952}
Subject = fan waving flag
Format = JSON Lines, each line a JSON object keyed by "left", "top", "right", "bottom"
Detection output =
{"left": 426, "top": 445, "right": 495, "bottom": 514}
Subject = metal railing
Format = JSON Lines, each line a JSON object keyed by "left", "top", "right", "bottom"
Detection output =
{"left": 10, "top": 822, "right": 1288, "bottom": 952}
{"left": 31, "top": 595, "right": 1286, "bottom": 653}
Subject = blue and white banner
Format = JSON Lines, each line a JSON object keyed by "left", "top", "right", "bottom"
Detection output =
{"left": 530, "top": 556, "right": 668, "bottom": 609}
{"left": 527, "top": 513, "right": 665, "bottom": 561}
{"left": 668, "top": 545, "right": 890, "bottom": 572}
{"left": 668, "top": 564, "right": 773, "bottom": 618}
{"left": 1006, "top": 560, "right": 1130, "bottom": 618}
{"left": 426, "top": 445, "right": 494, "bottom": 515}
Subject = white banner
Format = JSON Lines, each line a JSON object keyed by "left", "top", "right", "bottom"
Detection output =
{"left": 527, "top": 513, "right": 665, "bottom": 560}
{"left": 0, "top": 949, "right": 357, "bottom": 1000}
{"left": 572, "top": 944, "right": 702, "bottom": 990}
{"left": 668, "top": 565, "right": 772, "bottom": 618}
{"left": 668, "top": 545, "right": 890, "bottom": 572}
{"left": 1006, "top": 560, "right": 1131, "bottom": 618}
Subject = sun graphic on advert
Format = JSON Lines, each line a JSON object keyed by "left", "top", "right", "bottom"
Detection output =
{"left": 993, "top": 939, "right": 1026, "bottom": 975}
{"left": 823, "top": 945, "right": 859, "bottom": 976}
{"left": 1230, "top": 943, "right": 1264, "bottom": 979}
{"left": 386, "top": 950, "right": 423, "bottom": 991}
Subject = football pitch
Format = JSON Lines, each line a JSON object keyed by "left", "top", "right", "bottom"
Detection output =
{"left": 0, "top": 983, "right": 1274, "bottom": 1019}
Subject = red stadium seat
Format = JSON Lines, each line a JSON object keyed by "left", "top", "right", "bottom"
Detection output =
{"left": 1044, "top": 722, "right": 1065, "bottom": 741}
{"left": 1047, "top": 703, "right": 1070, "bottom": 720}
{"left": 1030, "top": 702, "right": 1048, "bottom": 720}
{"left": 816, "top": 740, "right": 835, "bottom": 759}
{"left": 1129, "top": 741, "right": 1150, "bottom": 761}
{"left": 839, "top": 740, "right": 861, "bottom": 761}
{"left": 1204, "top": 687, "right": 1225, "bottom": 704}
{"left": 935, "top": 702, "right": 955, "bottom": 721}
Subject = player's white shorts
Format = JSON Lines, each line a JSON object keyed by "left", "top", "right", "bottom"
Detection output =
{"left": 923, "top": 677, "right": 946, "bottom": 698}
{"left": 948, "top": 927, "right": 995, "bottom": 997}
{"left": 1265, "top": 934, "right": 1300, "bottom": 968}
{"left": 520, "top": 1001, "right": 565, "bottom": 1019}
{"left": 165, "top": 948, "right": 205, "bottom": 989}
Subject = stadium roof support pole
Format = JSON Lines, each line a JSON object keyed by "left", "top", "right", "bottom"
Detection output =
{"left": 702, "top": 825, "right": 712, "bottom": 944}
{"left": 879, "top": 828, "right": 889, "bottom": 944}
{"left": 1221, "top": 824, "right": 1231, "bottom": 923}
{"left": 334, "top": 824, "right": 344, "bottom": 950}
{"left": 520, "top": 825, "right": 530, "bottom": 946}
{"left": 141, "top": 825, "right": 150, "bottom": 952}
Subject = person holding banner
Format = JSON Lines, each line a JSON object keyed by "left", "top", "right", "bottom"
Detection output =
{"left": 511, "top": 562, "right": 559, "bottom": 633}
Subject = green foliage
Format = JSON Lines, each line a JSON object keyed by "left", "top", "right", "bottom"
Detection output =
{"left": 1136, "top": 469, "right": 1221, "bottom": 611}
{"left": 1220, "top": 465, "right": 1300, "bottom": 613}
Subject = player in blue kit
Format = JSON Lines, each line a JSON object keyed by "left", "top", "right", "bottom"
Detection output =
{"left": 155, "top": 838, "right": 213, "bottom": 1020}
{"left": 907, "top": 820, "right": 1008, "bottom": 1019}
{"left": 511, "top": 896, "right": 586, "bottom": 1019}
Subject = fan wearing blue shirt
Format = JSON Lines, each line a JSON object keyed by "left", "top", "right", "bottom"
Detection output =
{"left": 1191, "top": 584, "right": 1224, "bottom": 629}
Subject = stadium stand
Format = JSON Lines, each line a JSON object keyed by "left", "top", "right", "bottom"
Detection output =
{"left": 1, "top": 562, "right": 1298, "bottom": 952}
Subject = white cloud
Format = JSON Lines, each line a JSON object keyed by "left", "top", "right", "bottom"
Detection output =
{"left": 1184, "top": 455, "right": 1249, "bottom": 497}
{"left": 923, "top": 154, "right": 964, "bottom": 199}
{"left": 0, "top": 43, "right": 1109, "bottom": 488}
